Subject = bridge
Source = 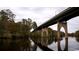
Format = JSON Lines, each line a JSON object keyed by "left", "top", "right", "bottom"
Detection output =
{"left": 31, "top": 7, "right": 79, "bottom": 51}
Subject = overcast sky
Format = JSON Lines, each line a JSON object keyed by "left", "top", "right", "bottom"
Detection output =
{"left": 0, "top": 7, "right": 79, "bottom": 33}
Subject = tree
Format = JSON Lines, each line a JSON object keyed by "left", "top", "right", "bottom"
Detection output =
{"left": 32, "top": 21, "right": 37, "bottom": 29}
{"left": 0, "top": 9, "right": 15, "bottom": 21}
{"left": 0, "top": 9, "right": 15, "bottom": 35}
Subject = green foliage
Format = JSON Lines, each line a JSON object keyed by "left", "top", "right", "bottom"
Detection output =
{"left": 0, "top": 9, "right": 65, "bottom": 50}
{"left": 75, "top": 30, "right": 79, "bottom": 42}
{"left": 75, "top": 30, "right": 79, "bottom": 37}
{"left": 31, "top": 27, "right": 65, "bottom": 46}
{"left": 0, "top": 9, "right": 36, "bottom": 50}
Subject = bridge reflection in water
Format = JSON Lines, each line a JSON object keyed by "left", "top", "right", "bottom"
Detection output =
{"left": 0, "top": 7, "right": 79, "bottom": 51}
{"left": 32, "top": 7, "right": 79, "bottom": 51}
{"left": 37, "top": 37, "right": 79, "bottom": 51}
{"left": 0, "top": 36, "right": 79, "bottom": 51}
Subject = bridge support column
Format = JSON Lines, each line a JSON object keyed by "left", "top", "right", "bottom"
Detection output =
{"left": 41, "top": 28, "right": 48, "bottom": 46}
{"left": 64, "top": 22, "right": 68, "bottom": 51}
{"left": 57, "top": 21, "right": 68, "bottom": 51}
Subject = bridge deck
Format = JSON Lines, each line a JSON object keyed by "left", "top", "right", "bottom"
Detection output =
{"left": 31, "top": 7, "right": 79, "bottom": 51}
{"left": 33, "top": 7, "right": 79, "bottom": 32}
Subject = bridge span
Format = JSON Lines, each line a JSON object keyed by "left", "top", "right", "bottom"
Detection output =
{"left": 32, "top": 7, "right": 79, "bottom": 51}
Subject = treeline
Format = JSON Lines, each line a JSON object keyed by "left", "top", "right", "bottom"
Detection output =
{"left": 0, "top": 9, "right": 37, "bottom": 50}
{"left": 68, "top": 30, "right": 79, "bottom": 42}
{"left": 68, "top": 30, "right": 79, "bottom": 38}
{"left": 0, "top": 9, "right": 65, "bottom": 50}
{"left": 75, "top": 30, "right": 79, "bottom": 37}
{"left": 31, "top": 28, "right": 65, "bottom": 45}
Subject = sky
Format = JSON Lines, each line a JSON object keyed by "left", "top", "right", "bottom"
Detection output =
{"left": 0, "top": 7, "right": 79, "bottom": 33}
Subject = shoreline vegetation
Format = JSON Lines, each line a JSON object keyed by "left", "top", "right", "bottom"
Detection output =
{"left": 0, "top": 9, "right": 79, "bottom": 51}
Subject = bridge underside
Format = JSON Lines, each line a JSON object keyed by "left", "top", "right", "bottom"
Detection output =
{"left": 31, "top": 7, "right": 79, "bottom": 51}
{"left": 57, "top": 21, "right": 68, "bottom": 51}
{"left": 33, "top": 7, "right": 79, "bottom": 32}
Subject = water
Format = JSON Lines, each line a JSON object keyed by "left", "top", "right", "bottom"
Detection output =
{"left": 37, "top": 37, "right": 79, "bottom": 51}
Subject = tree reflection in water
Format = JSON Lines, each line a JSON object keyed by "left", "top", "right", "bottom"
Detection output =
{"left": 75, "top": 37, "right": 79, "bottom": 42}
{"left": 0, "top": 37, "right": 31, "bottom": 51}
{"left": 0, "top": 36, "right": 64, "bottom": 51}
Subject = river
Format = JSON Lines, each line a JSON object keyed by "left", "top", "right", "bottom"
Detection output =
{"left": 37, "top": 37, "right": 79, "bottom": 51}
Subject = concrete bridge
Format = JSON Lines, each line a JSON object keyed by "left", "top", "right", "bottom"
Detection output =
{"left": 32, "top": 7, "right": 79, "bottom": 51}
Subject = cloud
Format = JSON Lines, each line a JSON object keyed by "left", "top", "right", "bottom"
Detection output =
{"left": 0, "top": 7, "right": 79, "bottom": 33}
{"left": 68, "top": 16, "right": 79, "bottom": 33}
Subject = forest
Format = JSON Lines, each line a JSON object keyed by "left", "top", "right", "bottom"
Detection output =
{"left": 0, "top": 9, "right": 78, "bottom": 51}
